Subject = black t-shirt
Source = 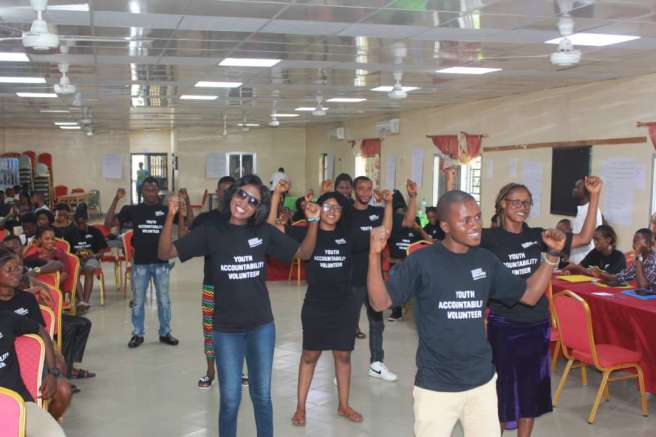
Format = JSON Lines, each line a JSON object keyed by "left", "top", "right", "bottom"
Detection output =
{"left": 345, "top": 205, "right": 384, "bottom": 286}
{"left": 423, "top": 223, "right": 445, "bottom": 241}
{"left": 54, "top": 223, "right": 79, "bottom": 246}
{"left": 117, "top": 203, "right": 169, "bottom": 264}
{"left": 389, "top": 213, "right": 422, "bottom": 259}
{"left": 481, "top": 225, "right": 572, "bottom": 323}
{"left": 581, "top": 249, "right": 626, "bottom": 274}
{"left": 386, "top": 243, "right": 525, "bottom": 392}
{"left": 174, "top": 222, "right": 299, "bottom": 332}
{"left": 0, "top": 311, "right": 40, "bottom": 402}
{"left": 290, "top": 227, "right": 352, "bottom": 305}
{"left": 0, "top": 290, "right": 45, "bottom": 327}
{"left": 71, "top": 226, "right": 107, "bottom": 254}
{"left": 190, "top": 209, "right": 226, "bottom": 285}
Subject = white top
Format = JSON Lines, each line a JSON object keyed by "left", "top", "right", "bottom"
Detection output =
{"left": 569, "top": 202, "right": 603, "bottom": 264}
{"left": 270, "top": 171, "right": 288, "bottom": 190}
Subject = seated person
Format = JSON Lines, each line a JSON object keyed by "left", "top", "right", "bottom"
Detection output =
{"left": 52, "top": 203, "right": 79, "bottom": 244}
{"left": 0, "top": 311, "right": 66, "bottom": 437}
{"left": 18, "top": 213, "right": 38, "bottom": 247}
{"left": 24, "top": 228, "right": 69, "bottom": 283}
{"left": 16, "top": 192, "right": 33, "bottom": 216}
{"left": 31, "top": 193, "right": 49, "bottom": 213}
{"left": 563, "top": 225, "right": 626, "bottom": 275}
{"left": 423, "top": 206, "right": 444, "bottom": 241}
{"left": 592, "top": 228, "right": 656, "bottom": 290}
{"left": 0, "top": 247, "right": 72, "bottom": 424}
{"left": 291, "top": 196, "right": 307, "bottom": 223}
{"left": 556, "top": 219, "right": 573, "bottom": 268}
{"left": 71, "top": 211, "right": 107, "bottom": 309}
{"left": 35, "top": 209, "right": 54, "bottom": 230}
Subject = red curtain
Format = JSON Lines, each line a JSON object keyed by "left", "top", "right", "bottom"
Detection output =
{"left": 361, "top": 138, "right": 381, "bottom": 157}
{"left": 648, "top": 124, "right": 656, "bottom": 151}
{"left": 462, "top": 132, "right": 483, "bottom": 159}
{"left": 429, "top": 135, "right": 459, "bottom": 159}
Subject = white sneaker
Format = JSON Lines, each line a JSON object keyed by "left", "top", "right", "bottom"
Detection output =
{"left": 368, "top": 361, "right": 398, "bottom": 382}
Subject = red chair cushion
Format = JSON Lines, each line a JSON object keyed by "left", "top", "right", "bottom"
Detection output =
{"left": 550, "top": 327, "right": 560, "bottom": 341}
{"left": 572, "top": 344, "right": 641, "bottom": 368}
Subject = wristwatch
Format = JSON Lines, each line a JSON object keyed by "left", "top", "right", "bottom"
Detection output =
{"left": 638, "top": 255, "right": 644, "bottom": 263}
{"left": 46, "top": 368, "right": 61, "bottom": 377}
{"left": 33, "top": 267, "right": 41, "bottom": 275}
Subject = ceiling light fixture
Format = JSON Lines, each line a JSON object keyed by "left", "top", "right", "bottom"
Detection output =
{"left": 179, "top": 95, "right": 218, "bottom": 100}
{"left": 0, "top": 52, "right": 29, "bottom": 62}
{"left": 0, "top": 76, "right": 45, "bottom": 83}
{"left": 128, "top": 0, "right": 141, "bottom": 14}
{"left": 326, "top": 97, "right": 367, "bottom": 103}
{"left": 59, "top": 126, "right": 81, "bottom": 130}
{"left": 54, "top": 122, "right": 78, "bottom": 126}
{"left": 295, "top": 107, "right": 327, "bottom": 112}
{"left": 194, "top": 81, "right": 242, "bottom": 88}
{"left": 273, "top": 113, "right": 299, "bottom": 118}
{"left": 16, "top": 92, "right": 57, "bottom": 98}
{"left": 371, "top": 85, "right": 419, "bottom": 92}
{"left": 436, "top": 67, "right": 501, "bottom": 75}
{"left": 49, "top": 3, "right": 90, "bottom": 12}
{"left": 545, "top": 33, "right": 639, "bottom": 47}
{"left": 219, "top": 58, "right": 281, "bottom": 67}
{"left": 237, "top": 123, "right": 260, "bottom": 127}
{"left": 40, "top": 109, "right": 70, "bottom": 113}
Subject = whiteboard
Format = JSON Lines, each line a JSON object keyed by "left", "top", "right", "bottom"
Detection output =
{"left": 206, "top": 153, "right": 227, "bottom": 179}
{"left": 102, "top": 154, "right": 123, "bottom": 179}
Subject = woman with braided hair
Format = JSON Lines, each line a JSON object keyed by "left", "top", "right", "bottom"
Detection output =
{"left": 481, "top": 177, "right": 602, "bottom": 437}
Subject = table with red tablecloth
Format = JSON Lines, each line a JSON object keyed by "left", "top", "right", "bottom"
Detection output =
{"left": 552, "top": 277, "right": 656, "bottom": 393}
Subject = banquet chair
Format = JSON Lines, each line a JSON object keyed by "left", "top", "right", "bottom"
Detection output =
{"left": 545, "top": 282, "right": 563, "bottom": 373}
{"left": 43, "top": 287, "right": 63, "bottom": 352}
{"left": 54, "top": 185, "right": 68, "bottom": 199}
{"left": 71, "top": 188, "right": 84, "bottom": 193}
{"left": 39, "top": 305, "right": 55, "bottom": 339}
{"left": 406, "top": 240, "right": 432, "bottom": 256}
{"left": 15, "top": 334, "right": 45, "bottom": 408}
{"left": 54, "top": 238, "right": 70, "bottom": 253}
{"left": 35, "top": 272, "right": 60, "bottom": 290}
{"left": 93, "top": 224, "right": 124, "bottom": 291}
{"left": 552, "top": 290, "right": 648, "bottom": 423}
{"left": 61, "top": 253, "right": 80, "bottom": 315}
{"left": 0, "top": 387, "right": 26, "bottom": 437}
{"left": 288, "top": 220, "right": 308, "bottom": 285}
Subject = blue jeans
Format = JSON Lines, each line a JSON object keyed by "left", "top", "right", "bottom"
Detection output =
{"left": 131, "top": 263, "right": 171, "bottom": 337}
{"left": 214, "top": 322, "right": 275, "bottom": 437}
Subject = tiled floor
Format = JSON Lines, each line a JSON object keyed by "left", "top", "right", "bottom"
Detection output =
{"left": 62, "top": 258, "right": 654, "bottom": 436}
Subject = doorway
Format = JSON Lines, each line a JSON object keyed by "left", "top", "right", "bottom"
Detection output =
{"left": 130, "top": 153, "right": 168, "bottom": 204}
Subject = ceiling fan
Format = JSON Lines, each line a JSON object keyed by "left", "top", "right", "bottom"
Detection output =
{"left": 312, "top": 95, "right": 326, "bottom": 117}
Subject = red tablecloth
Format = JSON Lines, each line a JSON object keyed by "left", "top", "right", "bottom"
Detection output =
{"left": 552, "top": 277, "right": 656, "bottom": 393}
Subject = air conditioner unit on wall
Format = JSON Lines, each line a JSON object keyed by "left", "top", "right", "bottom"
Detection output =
{"left": 375, "top": 118, "right": 400, "bottom": 136}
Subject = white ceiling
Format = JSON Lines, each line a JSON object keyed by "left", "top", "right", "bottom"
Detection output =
{"left": 1, "top": 0, "right": 656, "bottom": 131}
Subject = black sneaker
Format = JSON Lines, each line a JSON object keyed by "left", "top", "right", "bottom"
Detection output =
{"left": 159, "top": 334, "right": 179, "bottom": 346}
{"left": 128, "top": 335, "right": 144, "bottom": 348}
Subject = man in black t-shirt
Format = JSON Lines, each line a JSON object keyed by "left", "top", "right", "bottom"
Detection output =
{"left": 367, "top": 190, "right": 564, "bottom": 437}
{"left": 71, "top": 211, "right": 108, "bottom": 308}
{"left": 105, "top": 176, "right": 186, "bottom": 349}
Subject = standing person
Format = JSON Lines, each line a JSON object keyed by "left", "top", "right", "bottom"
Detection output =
{"left": 367, "top": 190, "right": 566, "bottom": 437}
{"left": 136, "top": 162, "right": 149, "bottom": 204}
{"left": 482, "top": 177, "right": 602, "bottom": 437}
{"left": 104, "top": 177, "right": 183, "bottom": 348}
{"left": 71, "top": 211, "right": 108, "bottom": 309}
{"left": 158, "top": 174, "right": 321, "bottom": 437}
{"left": 570, "top": 177, "right": 604, "bottom": 264}
{"left": 347, "top": 176, "right": 399, "bottom": 381}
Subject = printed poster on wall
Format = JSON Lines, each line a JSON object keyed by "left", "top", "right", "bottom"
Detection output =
{"left": 598, "top": 158, "right": 643, "bottom": 226}
{"left": 411, "top": 148, "right": 424, "bottom": 186}
{"left": 102, "top": 154, "right": 123, "bottom": 179}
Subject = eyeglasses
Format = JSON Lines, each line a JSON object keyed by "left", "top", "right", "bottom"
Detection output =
{"left": 505, "top": 198, "right": 533, "bottom": 209}
{"left": 321, "top": 204, "right": 342, "bottom": 213}
{"left": 236, "top": 189, "right": 260, "bottom": 207}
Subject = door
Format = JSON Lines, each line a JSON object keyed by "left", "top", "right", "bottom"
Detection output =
{"left": 130, "top": 153, "right": 168, "bottom": 204}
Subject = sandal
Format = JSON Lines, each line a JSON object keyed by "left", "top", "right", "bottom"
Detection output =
{"left": 70, "top": 384, "right": 81, "bottom": 394}
{"left": 338, "top": 406, "right": 363, "bottom": 423}
{"left": 291, "top": 410, "right": 306, "bottom": 426}
{"left": 198, "top": 375, "right": 214, "bottom": 389}
{"left": 69, "top": 369, "right": 96, "bottom": 379}
{"left": 355, "top": 331, "right": 366, "bottom": 340}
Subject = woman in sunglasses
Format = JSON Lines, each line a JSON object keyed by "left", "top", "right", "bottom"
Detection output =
{"left": 269, "top": 189, "right": 362, "bottom": 426}
{"left": 158, "top": 174, "right": 320, "bottom": 437}
{"left": 480, "top": 177, "right": 602, "bottom": 437}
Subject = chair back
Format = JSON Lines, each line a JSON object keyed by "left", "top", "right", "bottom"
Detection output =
{"left": 545, "top": 281, "right": 558, "bottom": 329}
{"left": 0, "top": 387, "right": 26, "bottom": 437}
{"left": 15, "top": 334, "right": 45, "bottom": 407}
{"left": 37, "top": 153, "right": 52, "bottom": 173}
{"left": 406, "top": 240, "right": 433, "bottom": 256}
{"left": 291, "top": 220, "right": 308, "bottom": 227}
{"left": 54, "top": 238, "right": 70, "bottom": 253}
{"left": 0, "top": 228, "right": 7, "bottom": 241}
{"left": 54, "top": 185, "right": 68, "bottom": 198}
{"left": 624, "top": 250, "right": 635, "bottom": 269}
{"left": 61, "top": 252, "right": 80, "bottom": 297}
{"left": 122, "top": 230, "right": 134, "bottom": 263}
{"left": 553, "top": 290, "right": 599, "bottom": 364}
{"left": 39, "top": 305, "right": 55, "bottom": 338}
{"left": 199, "top": 189, "right": 208, "bottom": 207}
{"left": 44, "top": 287, "right": 63, "bottom": 351}
{"left": 92, "top": 224, "right": 111, "bottom": 238}
{"left": 35, "top": 272, "right": 60, "bottom": 289}
{"left": 71, "top": 188, "right": 84, "bottom": 194}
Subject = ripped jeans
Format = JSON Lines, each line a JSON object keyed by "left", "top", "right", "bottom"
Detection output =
{"left": 131, "top": 263, "right": 172, "bottom": 337}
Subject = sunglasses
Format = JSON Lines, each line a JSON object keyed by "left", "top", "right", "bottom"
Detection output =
{"left": 504, "top": 198, "right": 533, "bottom": 209}
{"left": 236, "top": 189, "right": 260, "bottom": 207}
{"left": 321, "top": 204, "right": 342, "bottom": 213}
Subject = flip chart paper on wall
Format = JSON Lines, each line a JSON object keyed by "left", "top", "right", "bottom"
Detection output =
{"left": 599, "top": 158, "right": 638, "bottom": 226}
{"left": 521, "top": 160, "right": 543, "bottom": 218}
{"left": 102, "top": 154, "right": 123, "bottom": 179}
{"left": 508, "top": 158, "right": 518, "bottom": 177}
{"left": 411, "top": 148, "right": 424, "bottom": 186}
{"left": 206, "top": 153, "right": 227, "bottom": 179}
{"left": 325, "top": 154, "right": 335, "bottom": 181}
{"left": 384, "top": 155, "right": 397, "bottom": 189}
{"left": 484, "top": 157, "right": 493, "bottom": 179}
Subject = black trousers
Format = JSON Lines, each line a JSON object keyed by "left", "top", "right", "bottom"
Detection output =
{"left": 61, "top": 314, "right": 92, "bottom": 373}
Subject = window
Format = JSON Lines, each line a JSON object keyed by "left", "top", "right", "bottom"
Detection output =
{"left": 459, "top": 156, "right": 482, "bottom": 203}
{"left": 227, "top": 152, "right": 255, "bottom": 179}
{"left": 355, "top": 155, "right": 367, "bottom": 178}
{"left": 319, "top": 153, "right": 334, "bottom": 185}
{"left": 354, "top": 154, "right": 381, "bottom": 187}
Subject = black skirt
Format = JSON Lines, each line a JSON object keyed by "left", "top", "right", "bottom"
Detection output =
{"left": 301, "top": 296, "right": 358, "bottom": 351}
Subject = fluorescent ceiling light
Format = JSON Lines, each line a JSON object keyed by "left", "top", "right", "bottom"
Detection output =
{"left": 371, "top": 86, "right": 420, "bottom": 92}
{"left": 238, "top": 123, "right": 260, "bottom": 127}
{"left": 545, "top": 33, "right": 640, "bottom": 47}
{"left": 54, "top": 122, "right": 78, "bottom": 126}
{"left": 326, "top": 97, "right": 367, "bottom": 103}
{"left": 49, "top": 3, "right": 89, "bottom": 12}
{"left": 195, "top": 81, "right": 242, "bottom": 88}
{"left": 273, "top": 113, "right": 299, "bottom": 118}
{"left": 40, "top": 109, "right": 70, "bottom": 113}
{"left": 60, "top": 126, "right": 81, "bottom": 130}
{"left": 179, "top": 95, "right": 218, "bottom": 100}
{"left": 16, "top": 92, "right": 57, "bottom": 98}
{"left": 219, "top": 58, "right": 280, "bottom": 67}
{"left": 128, "top": 0, "right": 141, "bottom": 14}
{"left": 295, "top": 106, "right": 328, "bottom": 111}
{"left": 0, "top": 76, "right": 45, "bottom": 83}
{"left": 0, "top": 52, "right": 29, "bottom": 62}
{"left": 436, "top": 67, "right": 501, "bottom": 75}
